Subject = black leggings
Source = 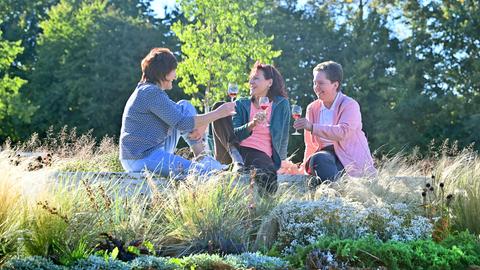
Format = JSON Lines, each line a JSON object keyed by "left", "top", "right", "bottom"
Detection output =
{"left": 211, "top": 102, "right": 278, "bottom": 194}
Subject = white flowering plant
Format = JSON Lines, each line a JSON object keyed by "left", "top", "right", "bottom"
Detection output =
{"left": 268, "top": 197, "right": 433, "bottom": 254}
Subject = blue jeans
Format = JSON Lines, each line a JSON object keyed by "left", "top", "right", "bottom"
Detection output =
{"left": 120, "top": 100, "right": 206, "bottom": 177}
{"left": 308, "top": 145, "right": 344, "bottom": 186}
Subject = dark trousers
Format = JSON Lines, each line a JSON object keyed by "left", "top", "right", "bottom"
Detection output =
{"left": 307, "top": 145, "right": 344, "bottom": 187}
{"left": 212, "top": 102, "right": 278, "bottom": 194}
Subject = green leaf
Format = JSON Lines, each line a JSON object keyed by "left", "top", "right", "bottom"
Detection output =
{"left": 110, "top": 247, "right": 119, "bottom": 260}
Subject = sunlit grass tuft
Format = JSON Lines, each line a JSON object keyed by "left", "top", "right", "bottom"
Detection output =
{"left": 0, "top": 169, "right": 23, "bottom": 265}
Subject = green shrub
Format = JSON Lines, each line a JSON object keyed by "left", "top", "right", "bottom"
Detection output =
{"left": 129, "top": 255, "right": 178, "bottom": 270}
{"left": 1, "top": 256, "right": 65, "bottom": 270}
{"left": 286, "top": 232, "right": 480, "bottom": 270}
{"left": 70, "top": 255, "right": 129, "bottom": 270}
{"left": 181, "top": 253, "right": 238, "bottom": 269}
{"left": 225, "top": 252, "right": 289, "bottom": 270}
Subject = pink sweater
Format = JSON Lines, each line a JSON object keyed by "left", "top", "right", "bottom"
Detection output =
{"left": 303, "top": 93, "right": 377, "bottom": 177}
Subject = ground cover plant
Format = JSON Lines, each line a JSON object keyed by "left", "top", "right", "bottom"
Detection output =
{"left": 1, "top": 131, "right": 479, "bottom": 269}
{"left": 283, "top": 232, "right": 480, "bottom": 269}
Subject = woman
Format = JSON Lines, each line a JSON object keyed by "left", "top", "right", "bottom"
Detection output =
{"left": 212, "top": 62, "right": 290, "bottom": 194}
{"left": 293, "top": 61, "right": 376, "bottom": 185}
{"left": 119, "top": 47, "right": 235, "bottom": 177}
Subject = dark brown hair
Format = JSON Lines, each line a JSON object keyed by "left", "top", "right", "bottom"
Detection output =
{"left": 250, "top": 61, "right": 288, "bottom": 100}
{"left": 313, "top": 61, "right": 343, "bottom": 92}
{"left": 140, "top": 48, "right": 177, "bottom": 85}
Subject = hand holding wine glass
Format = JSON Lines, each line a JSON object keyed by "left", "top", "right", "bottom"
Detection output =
{"left": 259, "top": 96, "right": 270, "bottom": 127}
{"left": 291, "top": 104, "right": 302, "bottom": 135}
{"left": 227, "top": 83, "right": 239, "bottom": 102}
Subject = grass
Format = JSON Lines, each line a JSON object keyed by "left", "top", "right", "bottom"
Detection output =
{"left": 0, "top": 170, "right": 22, "bottom": 265}
{"left": 155, "top": 172, "right": 299, "bottom": 256}
{"left": 1, "top": 129, "right": 479, "bottom": 267}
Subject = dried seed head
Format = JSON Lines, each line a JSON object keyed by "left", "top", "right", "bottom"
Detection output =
{"left": 431, "top": 175, "right": 435, "bottom": 179}
{"left": 426, "top": 183, "right": 431, "bottom": 188}
{"left": 429, "top": 187, "right": 434, "bottom": 191}
{"left": 439, "top": 182, "right": 444, "bottom": 188}
{"left": 421, "top": 192, "right": 427, "bottom": 197}
{"left": 446, "top": 194, "right": 453, "bottom": 200}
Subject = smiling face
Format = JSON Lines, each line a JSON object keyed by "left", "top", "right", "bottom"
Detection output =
{"left": 159, "top": 69, "right": 176, "bottom": 90}
{"left": 313, "top": 70, "right": 339, "bottom": 105}
{"left": 249, "top": 69, "right": 272, "bottom": 98}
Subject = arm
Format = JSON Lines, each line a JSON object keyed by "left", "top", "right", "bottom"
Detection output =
{"left": 147, "top": 90, "right": 195, "bottom": 132}
{"left": 311, "top": 101, "right": 362, "bottom": 141}
{"left": 278, "top": 100, "right": 291, "bottom": 160}
{"left": 194, "top": 102, "right": 235, "bottom": 128}
{"left": 233, "top": 101, "right": 252, "bottom": 141}
{"left": 147, "top": 89, "right": 235, "bottom": 131}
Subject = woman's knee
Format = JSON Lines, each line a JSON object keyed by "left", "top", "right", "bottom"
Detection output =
{"left": 309, "top": 151, "right": 335, "bottom": 168}
{"left": 177, "top": 100, "right": 197, "bottom": 116}
{"left": 309, "top": 151, "right": 339, "bottom": 180}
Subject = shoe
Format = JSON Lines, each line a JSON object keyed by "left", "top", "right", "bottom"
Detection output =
{"left": 196, "top": 155, "right": 228, "bottom": 172}
{"left": 228, "top": 144, "right": 244, "bottom": 165}
{"left": 231, "top": 162, "right": 245, "bottom": 173}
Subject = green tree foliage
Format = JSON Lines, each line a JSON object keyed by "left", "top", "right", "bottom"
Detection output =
{"left": 25, "top": 0, "right": 175, "bottom": 138}
{"left": 400, "top": 0, "right": 480, "bottom": 150}
{"left": 0, "top": 0, "right": 59, "bottom": 72}
{"left": 0, "top": 27, "right": 35, "bottom": 141}
{"left": 171, "top": 0, "right": 281, "bottom": 110}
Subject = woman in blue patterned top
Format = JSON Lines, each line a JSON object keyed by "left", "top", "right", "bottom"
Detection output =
{"left": 119, "top": 48, "right": 235, "bottom": 177}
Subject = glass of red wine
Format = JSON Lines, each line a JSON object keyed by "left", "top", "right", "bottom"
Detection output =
{"left": 259, "top": 96, "right": 270, "bottom": 127}
{"left": 227, "top": 83, "right": 239, "bottom": 102}
{"left": 291, "top": 104, "right": 302, "bottom": 135}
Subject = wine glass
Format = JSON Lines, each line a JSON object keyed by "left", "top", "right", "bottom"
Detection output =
{"left": 227, "top": 83, "right": 239, "bottom": 102}
{"left": 259, "top": 96, "right": 270, "bottom": 127}
{"left": 291, "top": 104, "right": 302, "bottom": 135}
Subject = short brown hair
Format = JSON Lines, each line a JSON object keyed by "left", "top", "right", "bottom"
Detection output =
{"left": 140, "top": 48, "right": 177, "bottom": 84}
{"left": 250, "top": 61, "right": 288, "bottom": 100}
{"left": 313, "top": 61, "right": 343, "bottom": 91}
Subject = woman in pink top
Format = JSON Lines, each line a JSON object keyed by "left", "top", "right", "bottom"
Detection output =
{"left": 212, "top": 62, "right": 291, "bottom": 194}
{"left": 293, "top": 61, "right": 376, "bottom": 185}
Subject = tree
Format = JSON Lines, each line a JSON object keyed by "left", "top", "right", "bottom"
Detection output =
{"left": 0, "top": 0, "right": 59, "bottom": 73}
{"left": 171, "top": 0, "right": 281, "bottom": 111}
{"left": 398, "top": 0, "right": 480, "bottom": 151}
{"left": 0, "top": 27, "right": 35, "bottom": 142}
{"left": 25, "top": 0, "right": 176, "bottom": 138}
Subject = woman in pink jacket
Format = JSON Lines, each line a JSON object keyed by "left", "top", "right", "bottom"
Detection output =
{"left": 293, "top": 61, "right": 376, "bottom": 184}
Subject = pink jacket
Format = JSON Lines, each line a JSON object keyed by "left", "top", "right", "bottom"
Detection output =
{"left": 303, "top": 93, "right": 376, "bottom": 177}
